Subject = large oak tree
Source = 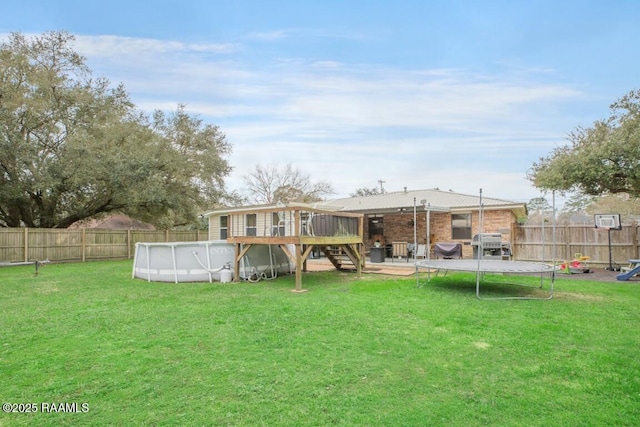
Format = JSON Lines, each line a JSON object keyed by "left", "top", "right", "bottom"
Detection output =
{"left": 528, "top": 89, "right": 640, "bottom": 197}
{"left": 0, "top": 31, "right": 232, "bottom": 228}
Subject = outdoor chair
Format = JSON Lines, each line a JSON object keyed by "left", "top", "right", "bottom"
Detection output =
{"left": 392, "top": 242, "right": 409, "bottom": 262}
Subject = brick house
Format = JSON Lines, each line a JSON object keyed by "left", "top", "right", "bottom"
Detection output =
{"left": 206, "top": 188, "right": 527, "bottom": 260}
{"left": 321, "top": 188, "right": 527, "bottom": 259}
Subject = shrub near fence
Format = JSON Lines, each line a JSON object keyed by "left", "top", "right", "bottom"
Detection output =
{"left": 0, "top": 228, "right": 208, "bottom": 263}
{"left": 512, "top": 223, "right": 640, "bottom": 268}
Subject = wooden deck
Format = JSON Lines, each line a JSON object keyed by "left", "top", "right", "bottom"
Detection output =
{"left": 220, "top": 203, "right": 365, "bottom": 291}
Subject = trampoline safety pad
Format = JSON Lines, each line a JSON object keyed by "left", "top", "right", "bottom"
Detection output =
{"left": 415, "top": 259, "right": 554, "bottom": 274}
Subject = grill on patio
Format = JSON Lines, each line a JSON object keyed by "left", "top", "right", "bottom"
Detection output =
{"left": 472, "top": 233, "right": 510, "bottom": 260}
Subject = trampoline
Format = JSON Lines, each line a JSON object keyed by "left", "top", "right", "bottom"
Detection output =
{"left": 416, "top": 259, "right": 555, "bottom": 300}
{"left": 414, "top": 188, "right": 557, "bottom": 300}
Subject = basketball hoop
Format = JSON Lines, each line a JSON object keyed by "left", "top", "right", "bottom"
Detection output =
{"left": 594, "top": 214, "right": 621, "bottom": 230}
{"left": 594, "top": 214, "right": 622, "bottom": 271}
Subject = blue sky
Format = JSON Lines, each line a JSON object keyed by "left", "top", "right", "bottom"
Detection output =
{"left": 2, "top": 1, "right": 639, "bottom": 205}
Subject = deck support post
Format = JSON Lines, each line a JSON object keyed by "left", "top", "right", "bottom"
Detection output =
{"left": 233, "top": 243, "right": 240, "bottom": 282}
{"left": 291, "top": 243, "right": 308, "bottom": 293}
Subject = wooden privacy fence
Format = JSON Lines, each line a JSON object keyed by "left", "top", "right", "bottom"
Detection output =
{"left": 0, "top": 228, "right": 208, "bottom": 263}
{"left": 512, "top": 224, "right": 640, "bottom": 268}
{"left": 3, "top": 225, "right": 640, "bottom": 269}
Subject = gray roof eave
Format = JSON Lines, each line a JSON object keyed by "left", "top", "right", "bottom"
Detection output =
{"left": 335, "top": 206, "right": 451, "bottom": 215}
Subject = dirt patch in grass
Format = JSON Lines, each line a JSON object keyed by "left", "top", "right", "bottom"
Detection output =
{"left": 553, "top": 291, "right": 607, "bottom": 301}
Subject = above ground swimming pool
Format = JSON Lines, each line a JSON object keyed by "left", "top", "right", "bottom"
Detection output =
{"left": 132, "top": 241, "right": 292, "bottom": 283}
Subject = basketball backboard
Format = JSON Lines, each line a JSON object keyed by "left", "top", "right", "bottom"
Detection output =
{"left": 594, "top": 214, "right": 622, "bottom": 230}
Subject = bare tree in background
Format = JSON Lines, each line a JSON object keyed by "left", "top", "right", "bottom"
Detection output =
{"left": 243, "top": 163, "right": 335, "bottom": 204}
{"left": 350, "top": 187, "right": 383, "bottom": 197}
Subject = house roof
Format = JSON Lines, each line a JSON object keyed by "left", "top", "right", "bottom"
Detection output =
{"left": 321, "top": 188, "right": 527, "bottom": 217}
{"left": 203, "top": 188, "right": 527, "bottom": 218}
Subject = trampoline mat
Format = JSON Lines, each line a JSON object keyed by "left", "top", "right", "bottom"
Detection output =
{"left": 416, "top": 259, "right": 554, "bottom": 274}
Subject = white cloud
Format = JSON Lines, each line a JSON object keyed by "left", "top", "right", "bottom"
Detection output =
{"left": 22, "top": 33, "right": 581, "bottom": 203}
{"left": 247, "top": 30, "right": 293, "bottom": 41}
{"left": 74, "top": 34, "right": 238, "bottom": 57}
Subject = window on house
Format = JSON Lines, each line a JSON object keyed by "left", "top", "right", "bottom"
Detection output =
{"left": 246, "top": 214, "right": 257, "bottom": 236}
{"left": 368, "top": 216, "right": 384, "bottom": 238}
{"left": 219, "top": 216, "right": 228, "bottom": 240}
{"left": 451, "top": 213, "right": 472, "bottom": 240}
{"left": 272, "top": 212, "right": 285, "bottom": 236}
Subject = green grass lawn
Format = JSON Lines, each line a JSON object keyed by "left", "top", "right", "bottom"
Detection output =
{"left": 1, "top": 260, "right": 639, "bottom": 426}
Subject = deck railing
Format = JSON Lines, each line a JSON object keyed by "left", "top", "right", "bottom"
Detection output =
{"left": 227, "top": 209, "right": 361, "bottom": 239}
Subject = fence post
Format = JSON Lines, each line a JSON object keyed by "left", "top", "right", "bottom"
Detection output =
{"left": 632, "top": 224, "right": 639, "bottom": 260}
{"left": 24, "top": 228, "right": 29, "bottom": 262}
{"left": 563, "top": 224, "right": 569, "bottom": 262}
{"left": 510, "top": 222, "right": 516, "bottom": 259}
{"left": 82, "top": 228, "right": 86, "bottom": 262}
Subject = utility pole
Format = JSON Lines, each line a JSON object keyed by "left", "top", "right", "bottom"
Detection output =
{"left": 377, "top": 179, "right": 385, "bottom": 193}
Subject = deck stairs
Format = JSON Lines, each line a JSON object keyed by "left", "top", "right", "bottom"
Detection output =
{"left": 321, "top": 245, "right": 363, "bottom": 272}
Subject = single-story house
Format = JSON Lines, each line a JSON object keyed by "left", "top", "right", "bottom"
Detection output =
{"left": 205, "top": 187, "right": 527, "bottom": 261}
